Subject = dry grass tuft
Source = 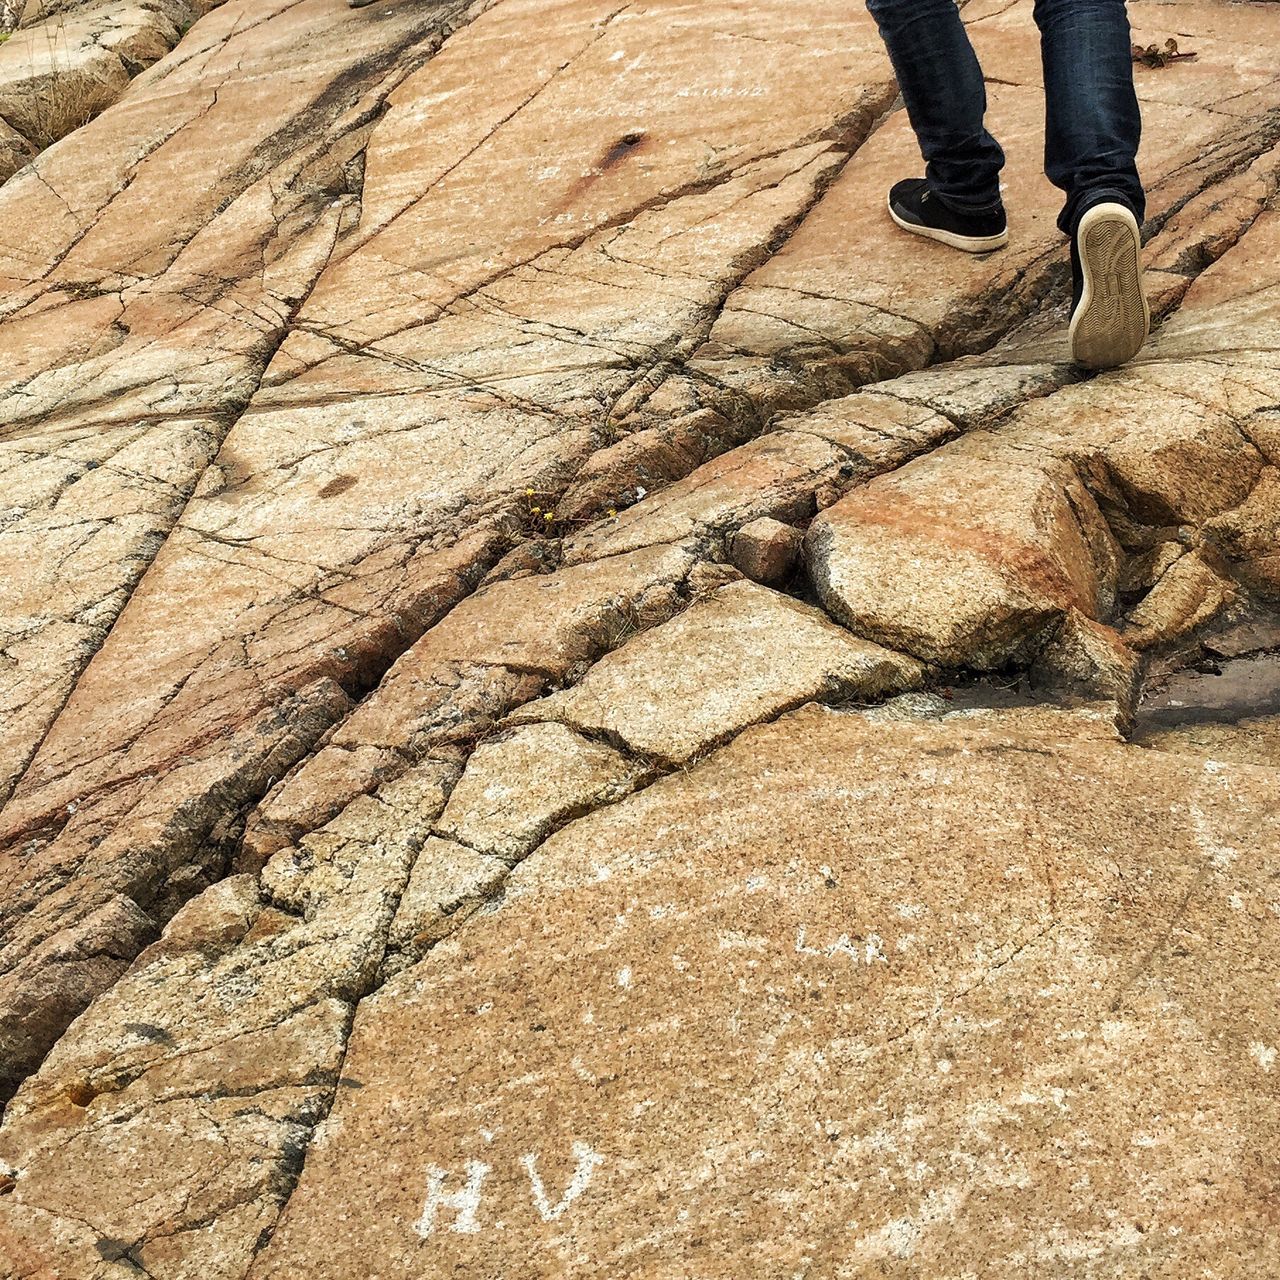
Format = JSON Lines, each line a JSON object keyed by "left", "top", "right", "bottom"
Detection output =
{"left": 16, "top": 70, "right": 116, "bottom": 147}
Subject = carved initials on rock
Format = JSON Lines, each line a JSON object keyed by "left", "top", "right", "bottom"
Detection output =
{"left": 414, "top": 1142, "right": 604, "bottom": 1237}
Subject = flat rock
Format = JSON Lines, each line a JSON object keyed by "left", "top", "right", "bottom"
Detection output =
{"left": 437, "top": 722, "right": 650, "bottom": 862}
{"left": 1122, "top": 551, "right": 1240, "bottom": 651}
{"left": 1137, "top": 716, "right": 1280, "bottom": 769}
{"left": 508, "top": 580, "right": 924, "bottom": 764}
{"left": 250, "top": 705, "right": 1280, "bottom": 1279}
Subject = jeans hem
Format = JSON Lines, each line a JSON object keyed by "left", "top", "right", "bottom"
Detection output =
{"left": 1063, "top": 187, "right": 1144, "bottom": 236}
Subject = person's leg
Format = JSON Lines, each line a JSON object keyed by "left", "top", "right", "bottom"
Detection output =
{"left": 1036, "top": 0, "right": 1148, "bottom": 366}
{"left": 866, "top": 0, "right": 1005, "bottom": 213}
{"left": 1035, "top": 0, "right": 1144, "bottom": 233}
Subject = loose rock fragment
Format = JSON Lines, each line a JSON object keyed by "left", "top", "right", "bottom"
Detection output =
{"left": 1122, "top": 551, "right": 1239, "bottom": 650}
{"left": 1204, "top": 468, "right": 1280, "bottom": 601}
{"left": 730, "top": 517, "right": 803, "bottom": 586}
{"left": 1031, "top": 607, "right": 1141, "bottom": 725}
{"left": 806, "top": 440, "right": 1119, "bottom": 669}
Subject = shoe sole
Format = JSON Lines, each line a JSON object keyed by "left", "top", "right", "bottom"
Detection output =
{"left": 888, "top": 198, "right": 1008, "bottom": 254}
{"left": 1068, "top": 203, "right": 1149, "bottom": 370}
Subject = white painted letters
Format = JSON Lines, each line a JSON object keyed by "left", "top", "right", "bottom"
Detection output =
{"left": 414, "top": 1159, "right": 490, "bottom": 1237}
{"left": 521, "top": 1141, "right": 605, "bottom": 1222}
{"left": 416, "top": 1142, "right": 604, "bottom": 1238}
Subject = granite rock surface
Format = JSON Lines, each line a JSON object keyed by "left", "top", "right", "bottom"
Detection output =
{"left": 2, "top": 0, "right": 1280, "bottom": 1275}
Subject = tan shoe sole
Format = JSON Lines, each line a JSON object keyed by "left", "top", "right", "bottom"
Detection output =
{"left": 1068, "top": 202, "right": 1149, "bottom": 370}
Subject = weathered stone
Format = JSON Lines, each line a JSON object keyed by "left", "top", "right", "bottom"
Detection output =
{"left": 564, "top": 429, "right": 847, "bottom": 565}
{"left": 0, "top": 0, "right": 216, "bottom": 153}
{"left": 0, "top": 759, "right": 453, "bottom": 1276}
{"left": 0, "top": 22, "right": 128, "bottom": 148}
{"left": 1119, "top": 540, "right": 1186, "bottom": 595}
{"left": 245, "top": 543, "right": 697, "bottom": 858}
{"left": 438, "top": 722, "right": 649, "bottom": 862}
{"left": 858, "top": 361, "right": 1071, "bottom": 429}
{"left": 804, "top": 295, "right": 1277, "bottom": 672}
{"left": 3, "top": 0, "right": 930, "bottom": 1088}
{"left": 1144, "top": 142, "right": 1280, "bottom": 313}
{"left": 238, "top": 741, "right": 442, "bottom": 872}
{"left": 1149, "top": 205, "right": 1280, "bottom": 367}
{"left": 384, "top": 836, "right": 505, "bottom": 974}
{"left": 729, "top": 516, "right": 802, "bottom": 586}
{"left": 0, "top": 0, "right": 487, "bottom": 808}
{"left": 250, "top": 705, "right": 1280, "bottom": 1279}
{"left": 555, "top": 408, "right": 738, "bottom": 525}
{"left": 779, "top": 390, "right": 958, "bottom": 483}
{"left": 1030, "top": 608, "right": 1141, "bottom": 724}
{"left": 0, "top": 675, "right": 354, "bottom": 1100}
{"left": 5, "top": 0, "right": 1280, "bottom": 1272}
{"left": 1138, "top": 716, "right": 1280, "bottom": 769}
{"left": 508, "top": 580, "right": 923, "bottom": 764}
{"left": 0, "top": 113, "right": 33, "bottom": 182}
{"left": 807, "top": 439, "right": 1119, "bottom": 668}
{"left": 1123, "top": 551, "right": 1240, "bottom": 651}
{"left": 1204, "top": 467, "right": 1280, "bottom": 600}
{"left": 684, "top": 559, "right": 743, "bottom": 598}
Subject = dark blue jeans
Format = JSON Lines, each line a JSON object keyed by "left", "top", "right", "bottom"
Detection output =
{"left": 865, "top": 0, "right": 1144, "bottom": 234}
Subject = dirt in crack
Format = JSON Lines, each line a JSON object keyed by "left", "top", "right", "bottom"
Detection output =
{"left": 1135, "top": 651, "right": 1280, "bottom": 732}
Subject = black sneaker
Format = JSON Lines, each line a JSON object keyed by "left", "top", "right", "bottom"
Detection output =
{"left": 888, "top": 178, "right": 1008, "bottom": 253}
{"left": 1068, "top": 201, "right": 1149, "bottom": 370}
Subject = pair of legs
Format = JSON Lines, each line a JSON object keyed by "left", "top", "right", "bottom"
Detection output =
{"left": 867, "top": 0, "right": 1149, "bottom": 367}
{"left": 866, "top": 0, "right": 1144, "bottom": 234}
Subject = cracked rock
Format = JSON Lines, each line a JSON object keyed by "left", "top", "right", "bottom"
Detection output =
{"left": 4, "top": 0, "right": 1280, "bottom": 1273}
{"left": 806, "top": 439, "right": 1120, "bottom": 669}
{"left": 250, "top": 704, "right": 1280, "bottom": 1279}
{"left": 507, "top": 579, "right": 924, "bottom": 764}
{"left": 437, "top": 722, "right": 650, "bottom": 863}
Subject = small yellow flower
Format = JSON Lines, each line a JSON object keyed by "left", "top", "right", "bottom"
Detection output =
{"left": 530, "top": 505, "right": 540, "bottom": 513}
{"left": 544, "top": 511, "right": 555, "bottom": 521}
{"left": 525, "top": 487, "right": 535, "bottom": 496}
{"left": 607, "top": 508, "right": 618, "bottom": 518}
